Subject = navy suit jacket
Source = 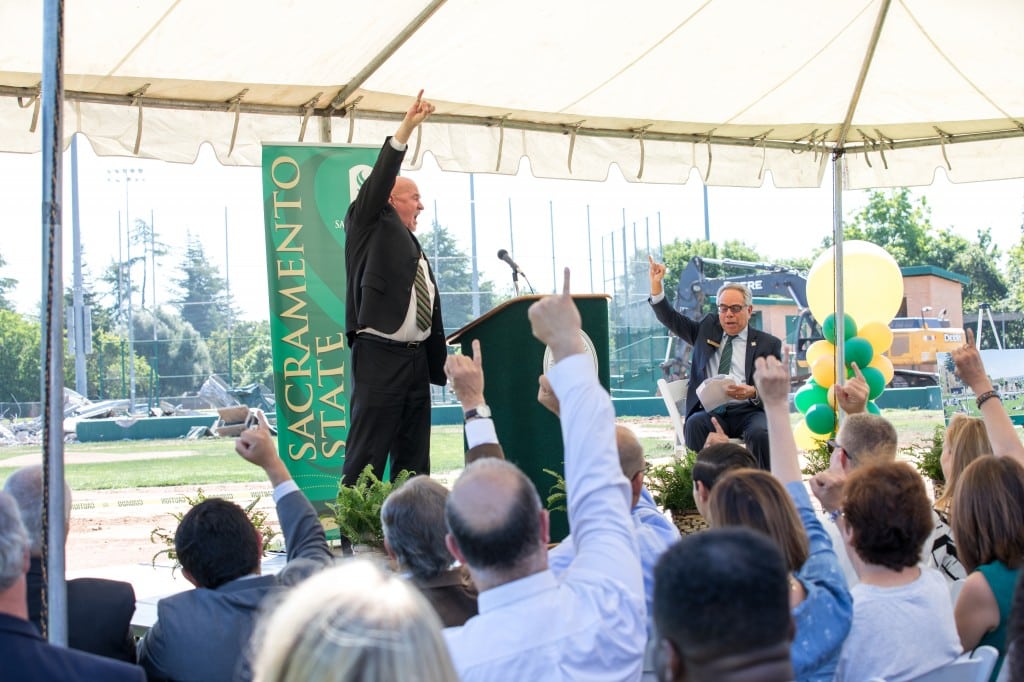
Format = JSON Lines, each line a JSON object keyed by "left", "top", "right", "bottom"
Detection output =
{"left": 137, "top": 490, "right": 334, "bottom": 681}
{"left": 27, "top": 557, "right": 136, "bottom": 663}
{"left": 651, "top": 296, "right": 782, "bottom": 416}
{"left": 0, "top": 612, "right": 143, "bottom": 682}
{"left": 344, "top": 137, "right": 447, "bottom": 386}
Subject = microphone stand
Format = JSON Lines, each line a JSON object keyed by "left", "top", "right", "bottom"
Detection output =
{"left": 511, "top": 267, "right": 521, "bottom": 296}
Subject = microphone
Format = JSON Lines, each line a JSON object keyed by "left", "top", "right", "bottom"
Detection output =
{"left": 497, "top": 249, "right": 522, "bottom": 273}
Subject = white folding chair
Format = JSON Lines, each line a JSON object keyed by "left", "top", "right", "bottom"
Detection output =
{"left": 657, "top": 378, "right": 688, "bottom": 452}
{"left": 909, "top": 645, "right": 999, "bottom": 682}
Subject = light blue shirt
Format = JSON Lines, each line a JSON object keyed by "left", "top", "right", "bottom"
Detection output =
{"left": 548, "top": 486, "right": 679, "bottom": 635}
{"left": 445, "top": 353, "right": 647, "bottom": 681}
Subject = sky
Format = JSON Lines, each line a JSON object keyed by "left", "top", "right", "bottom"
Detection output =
{"left": 2, "top": 137, "right": 1023, "bottom": 322}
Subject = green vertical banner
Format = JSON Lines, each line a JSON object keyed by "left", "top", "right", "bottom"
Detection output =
{"left": 260, "top": 143, "right": 380, "bottom": 512}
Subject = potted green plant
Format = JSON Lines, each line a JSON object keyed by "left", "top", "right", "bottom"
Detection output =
{"left": 801, "top": 439, "right": 833, "bottom": 478}
{"left": 913, "top": 424, "right": 946, "bottom": 501}
{"left": 647, "top": 449, "right": 706, "bottom": 535}
{"left": 325, "top": 465, "right": 412, "bottom": 552}
{"left": 151, "top": 487, "right": 280, "bottom": 571}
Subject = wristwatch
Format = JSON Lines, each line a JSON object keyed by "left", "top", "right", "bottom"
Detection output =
{"left": 464, "top": 404, "right": 492, "bottom": 421}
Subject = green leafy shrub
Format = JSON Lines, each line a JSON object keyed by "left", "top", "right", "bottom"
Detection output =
{"left": 326, "top": 465, "right": 413, "bottom": 549}
{"left": 542, "top": 468, "right": 567, "bottom": 513}
{"left": 647, "top": 449, "right": 698, "bottom": 514}
{"left": 801, "top": 439, "right": 833, "bottom": 477}
{"left": 151, "top": 487, "right": 279, "bottom": 569}
{"left": 913, "top": 424, "right": 945, "bottom": 482}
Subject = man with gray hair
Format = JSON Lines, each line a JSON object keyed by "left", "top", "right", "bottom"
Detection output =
{"left": 0, "top": 490, "right": 144, "bottom": 680}
{"left": 442, "top": 270, "right": 645, "bottom": 681}
{"left": 648, "top": 256, "right": 783, "bottom": 468}
{"left": 4, "top": 465, "right": 136, "bottom": 662}
{"left": 381, "top": 475, "right": 478, "bottom": 627}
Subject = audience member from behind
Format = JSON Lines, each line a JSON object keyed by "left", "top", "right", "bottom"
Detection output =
{"left": 137, "top": 410, "right": 334, "bottom": 682}
{"left": 708, "top": 354, "right": 851, "bottom": 682}
{"left": 950, "top": 456, "right": 1024, "bottom": 680}
{"left": 443, "top": 269, "right": 646, "bottom": 681}
{"left": 692, "top": 442, "right": 756, "bottom": 519}
{"left": 653, "top": 526, "right": 795, "bottom": 682}
{"left": 253, "top": 560, "right": 457, "bottom": 682}
{"left": 4, "top": 465, "right": 136, "bottom": 662}
{"left": 931, "top": 414, "right": 991, "bottom": 583}
{"left": 381, "top": 475, "right": 478, "bottom": 627}
{"left": 811, "top": 411, "right": 898, "bottom": 585}
{"left": 835, "top": 461, "right": 961, "bottom": 681}
{"left": 0, "top": 491, "right": 144, "bottom": 681}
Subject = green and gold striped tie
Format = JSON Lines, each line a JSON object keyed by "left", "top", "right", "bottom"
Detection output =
{"left": 718, "top": 335, "right": 737, "bottom": 375}
{"left": 414, "top": 259, "right": 431, "bottom": 331}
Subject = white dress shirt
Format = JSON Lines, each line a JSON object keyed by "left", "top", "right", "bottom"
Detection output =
{"left": 444, "top": 353, "right": 647, "bottom": 681}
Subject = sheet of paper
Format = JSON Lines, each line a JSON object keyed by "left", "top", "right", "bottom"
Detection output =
{"left": 695, "top": 374, "right": 737, "bottom": 411}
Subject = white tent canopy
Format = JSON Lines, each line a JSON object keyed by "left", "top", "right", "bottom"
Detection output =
{"left": 3, "top": 0, "right": 1024, "bottom": 188}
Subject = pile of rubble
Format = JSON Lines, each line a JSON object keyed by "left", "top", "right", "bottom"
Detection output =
{"left": 0, "top": 376, "right": 278, "bottom": 446}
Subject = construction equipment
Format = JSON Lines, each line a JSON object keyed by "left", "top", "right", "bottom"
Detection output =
{"left": 664, "top": 256, "right": 966, "bottom": 387}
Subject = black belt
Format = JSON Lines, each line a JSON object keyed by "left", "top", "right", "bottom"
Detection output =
{"left": 358, "top": 333, "right": 423, "bottom": 349}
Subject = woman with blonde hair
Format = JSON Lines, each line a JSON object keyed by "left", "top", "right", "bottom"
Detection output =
{"left": 930, "top": 414, "right": 992, "bottom": 583}
{"left": 951, "top": 455, "right": 1024, "bottom": 681}
{"left": 252, "top": 560, "right": 458, "bottom": 682}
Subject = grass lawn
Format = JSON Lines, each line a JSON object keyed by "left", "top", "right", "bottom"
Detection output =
{"left": 0, "top": 409, "right": 951, "bottom": 491}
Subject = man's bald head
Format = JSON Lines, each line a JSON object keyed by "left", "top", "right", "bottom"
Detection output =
{"left": 389, "top": 176, "right": 423, "bottom": 232}
{"left": 445, "top": 459, "right": 545, "bottom": 580}
{"left": 616, "top": 426, "right": 646, "bottom": 480}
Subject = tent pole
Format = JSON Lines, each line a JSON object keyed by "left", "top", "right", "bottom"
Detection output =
{"left": 40, "top": 0, "right": 68, "bottom": 646}
{"left": 833, "top": 150, "right": 846, "bottom": 427}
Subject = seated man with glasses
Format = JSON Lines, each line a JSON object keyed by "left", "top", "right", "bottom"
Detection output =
{"left": 648, "top": 256, "right": 782, "bottom": 469}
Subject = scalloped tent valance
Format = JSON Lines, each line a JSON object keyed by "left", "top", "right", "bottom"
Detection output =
{"left": 3, "top": 0, "right": 1024, "bottom": 188}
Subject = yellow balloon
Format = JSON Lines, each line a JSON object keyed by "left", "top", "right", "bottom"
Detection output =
{"left": 805, "top": 339, "right": 835, "bottom": 367}
{"left": 859, "top": 320, "right": 894, "bottom": 354}
{"left": 827, "top": 384, "right": 837, "bottom": 408}
{"left": 811, "top": 355, "right": 836, "bottom": 388}
{"left": 868, "top": 353, "right": 895, "bottom": 385}
{"left": 794, "top": 420, "right": 826, "bottom": 452}
{"left": 806, "top": 240, "right": 904, "bottom": 326}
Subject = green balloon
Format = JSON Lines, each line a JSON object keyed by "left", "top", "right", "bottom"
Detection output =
{"left": 794, "top": 382, "right": 829, "bottom": 413}
{"left": 866, "top": 400, "right": 881, "bottom": 415}
{"left": 822, "top": 313, "right": 858, "bottom": 345}
{"left": 844, "top": 336, "right": 874, "bottom": 370}
{"left": 860, "top": 366, "right": 886, "bottom": 400}
{"left": 805, "top": 403, "right": 837, "bottom": 435}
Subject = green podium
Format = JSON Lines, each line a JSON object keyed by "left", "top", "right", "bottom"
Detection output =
{"left": 447, "top": 295, "right": 610, "bottom": 541}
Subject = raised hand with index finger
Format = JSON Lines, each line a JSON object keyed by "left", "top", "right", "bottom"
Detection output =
{"left": 528, "top": 268, "right": 583, "bottom": 363}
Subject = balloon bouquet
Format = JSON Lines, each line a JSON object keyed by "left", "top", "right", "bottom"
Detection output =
{"left": 792, "top": 241, "right": 904, "bottom": 450}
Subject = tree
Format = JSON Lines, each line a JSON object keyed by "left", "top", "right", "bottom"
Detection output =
{"left": 0, "top": 310, "right": 41, "bottom": 403}
{"left": 930, "top": 227, "right": 1007, "bottom": 311}
{"left": 418, "top": 221, "right": 498, "bottom": 333}
{"left": 172, "top": 232, "right": 230, "bottom": 338}
{"left": 0, "top": 251, "right": 16, "bottom": 311}
{"left": 836, "top": 188, "right": 932, "bottom": 265}
{"left": 133, "top": 307, "right": 212, "bottom": 396}
{"left": 129, "top": 218, "right": 171, "bottom": 310}
{"left": 659, "top": 238, "right": 765, "bottom": 298}
{"left": 207, "top": 320, "right": 272, "bottom": 386}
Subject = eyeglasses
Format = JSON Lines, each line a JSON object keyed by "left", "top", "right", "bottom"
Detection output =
{"left": 826, "top": 439, "right": 856, "bottom": 463}
{"left": 717, "top": 304, "right": 746, "bottom": 314}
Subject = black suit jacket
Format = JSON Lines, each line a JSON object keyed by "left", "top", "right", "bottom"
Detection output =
{"left": 137, "top": 490, "right": 334, "bottom": 681}
{"left": 27, "top": 557, "right": 136, "bottom": 663}
{"left": 0, "top": 612, "right": 143, "bottom": 682}
{"left": 651, "top": 296, "right": 782, "bottom": 416}
{"left": 344, "top": 137, "right": 446, "bottom": 386}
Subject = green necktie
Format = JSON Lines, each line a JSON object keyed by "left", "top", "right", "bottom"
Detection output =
{"left": 717, "top": 335, "right": 737, "bottom": 375}
{"left": 414, "top": 259, "right": 431, "bottom": 331}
